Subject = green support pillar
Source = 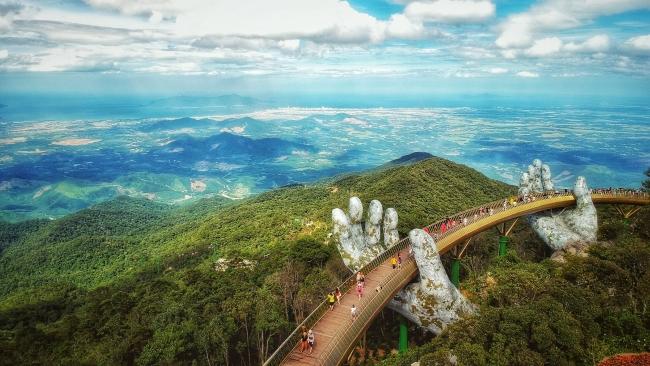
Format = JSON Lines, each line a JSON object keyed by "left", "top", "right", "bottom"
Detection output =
{"left": 451, "top": 258, "right": 461, "bottom": 289}
{"left": 498, "top": 236, "right": 509, "bottom": 256}
{"left": 399, "top": 316, "right": 408, "bottom": 353}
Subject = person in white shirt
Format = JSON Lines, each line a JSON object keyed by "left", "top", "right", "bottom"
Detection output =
{"left": 307, "top": 329, "right": 315, "bottom": 354}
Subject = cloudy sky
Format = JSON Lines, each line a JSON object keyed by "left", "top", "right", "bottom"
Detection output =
{"left": 1, "top": 0, "right": 649, "bottom": 98}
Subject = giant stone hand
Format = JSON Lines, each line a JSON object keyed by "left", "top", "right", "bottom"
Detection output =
{"left": 519, "top": 159, "right": 597, "bottom": 250}
{"left": 389, "top": 229, "right": 475, "bottom": 334}
{"left": 332, "top": 197, "right": 400, "bottom": 271}
{"left": 333, "top": 199, "right": 474, "bottom": 334}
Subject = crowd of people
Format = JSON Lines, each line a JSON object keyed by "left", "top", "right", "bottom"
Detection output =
{"left": 420, "top": 187, "right": 647, "bottom": 242}
{"left": 422, "top": 189, "right": 573, "bottom": 240}
{"left": 592, "top": 188, "right": 646, "bottom": 196}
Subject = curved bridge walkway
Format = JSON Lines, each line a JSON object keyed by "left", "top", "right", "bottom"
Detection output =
{"left": 264, "top": 189, "right": 649, "bottom": 366}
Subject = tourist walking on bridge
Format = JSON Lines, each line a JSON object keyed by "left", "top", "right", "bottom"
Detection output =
{"left": 307, "top": 329, "right": 315, "bottom": 354}
{"left": 391, "top": 255, "right": 398, "bottom": 269}
{"left": 335, "top": 287, "right": 342, "bottom": 304}
{"left": 299, "top": 326, "right": 308, "bottom": 353}
{"left": 397, "top": 252, "right": 402, "bottom": 269}
{"left": 356, "top": 271, "right": 365, "bottom": 287}
{"left": 351, "top": 304, "right": 358, "bottom": 321}
{"left": 327, "top": 291, "right": 336, "bottom": 311}
{"left": 356, "top": 280, "right": 363, "bottom": 299}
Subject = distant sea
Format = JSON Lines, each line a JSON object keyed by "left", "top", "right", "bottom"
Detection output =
{"left": 1, "top": 92, "right": 648, "bottom": 221}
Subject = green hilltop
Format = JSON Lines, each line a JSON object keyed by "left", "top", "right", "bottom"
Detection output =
{"left": 0, "top": 156, "right": 515, "bottom": 303}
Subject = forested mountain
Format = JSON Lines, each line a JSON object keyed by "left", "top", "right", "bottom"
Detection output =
{"left": 1, "top": 156, "right": 647, "bottom": 365}
{"left": 0, "top": 156, "right": 514, "bottom": 365}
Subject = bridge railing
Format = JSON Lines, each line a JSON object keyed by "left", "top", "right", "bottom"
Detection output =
{"left": 423, "top": 189, "right": 648, "bottom": 243}
{"left": 263, "top": 188, "right": 647, "bottom": 364}
{"left": 262, "top": 234, "right": 413, "bottom": 365}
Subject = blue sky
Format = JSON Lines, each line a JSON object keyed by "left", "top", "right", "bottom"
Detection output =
{"left": 0, "top": 0, "right": 649, "bottom": 99}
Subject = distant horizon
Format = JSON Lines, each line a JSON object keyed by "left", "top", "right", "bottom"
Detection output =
{"left": 2, "top": 71, "right": 650, "bottom": 102}
{"left": 2, "top": 89, "right": 650, "bottom": 123}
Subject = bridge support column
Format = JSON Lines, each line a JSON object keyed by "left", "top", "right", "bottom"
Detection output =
{"left": 451, "top": 258, "right": 461, "bottom": 288}
{"left": 450, "top": 238, "right": 472, "bottom": 288}
{"left": 498, "top": 236, "right": 508, "bottom": 256}
{"left": 495, "top": 218, "right": 518, "bottom": 256}
{"left": 614, "top": 205, "right": 642, "bottom": 221}
{"left": 399, "top": 316, "right": 408, "bottom": 353}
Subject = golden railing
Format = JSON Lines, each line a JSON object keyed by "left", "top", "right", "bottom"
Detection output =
{"left": 425, "top": 189, "right": 649, "bottom": 248}
{"left": 263, "top": 189, "right": 649, "bottom": 365}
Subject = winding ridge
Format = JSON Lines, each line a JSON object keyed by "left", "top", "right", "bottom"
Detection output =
{"left": 265, "top": 189, "right": 649, "bottom": 366}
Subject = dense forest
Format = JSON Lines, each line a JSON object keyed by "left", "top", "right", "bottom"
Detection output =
{"left": 0, "top": 156, "right": 518, "bottom": 365}
{"left": 1, "top": 156, "right": 647, "bottom": 365}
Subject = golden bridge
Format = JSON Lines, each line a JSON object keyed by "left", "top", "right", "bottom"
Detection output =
{"left": 264, "top": 189, "right": 649, "bottom": 366}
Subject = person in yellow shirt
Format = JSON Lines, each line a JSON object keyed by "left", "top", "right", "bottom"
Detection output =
{"left": 391, "top": 256, "right": 398, "bottom": 269}
{"left": 327, "top": 292, "right": 336, "bottom": 311}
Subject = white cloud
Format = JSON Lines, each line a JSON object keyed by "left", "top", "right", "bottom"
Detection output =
{"left": 488, "top": 67, "right": 508, "bottom": 74}
{"left": 453, "top": 46, "right": 495, "bottom": 59}
{"left": 625, "top": 34, "right": 650, "bottom": 53}
{"left": 191, "top": 36, "right": 302, "bottom": 54}
{"left": 148, "top": 10, "right": 163, "bottom": 24}
{"left": 0, "top": 49, "right": 8, "bottom": 59}
{"left": 0, "top": 1, "right": 26, "bottom": 30}
{"left": 404, "top": 0, "right": 495, "bottom": 23}
{"left": 505, "top": 34, "right": 611, "bottom": 59}
{"left": 525, "top": 37, "right": 562, "bottom": 57}
{"left": 386, "top": 13, "right": 424, "bottom": 39}
{"left": 454, "top": 70, "right": 481, "bottom": 78}
{"left": 2, "top": 0, "right": 647, "bottom": 77}
{"left": 516, "top": 70, "right": 539, "bottom": 78}
{"left": 0, "top": 16, "right": 9, "bottom": 30}
{"left": 278, "top": 39, "right": 301, "bottom": 52}
{"left": 552, "top": 72, "right": 593, "bottom": 78}
{"left": 82, "top": 0, "right": 389, "bottom": 44}
{"left": 500, "top": 49, "right": 518, "bottom": 59}
{"left": 564, "top": 34, "right": 610, "bottom": 53}
{"left": 83, "top": 0, "right": 179, "bottom": 17}
{"left": 496, "top": 0, "right": 650, "bottom": 48}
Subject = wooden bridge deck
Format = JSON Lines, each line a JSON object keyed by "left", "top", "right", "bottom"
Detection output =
{"left": 283, "top": 250, "right": 416, "bottom": 365}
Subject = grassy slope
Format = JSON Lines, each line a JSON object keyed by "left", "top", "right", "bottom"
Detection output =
{"left": 189, "top": 156, "right": 516, "bottom": 254}
{"left": 0, "top": 157, "right": 516, "bottom": 305}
